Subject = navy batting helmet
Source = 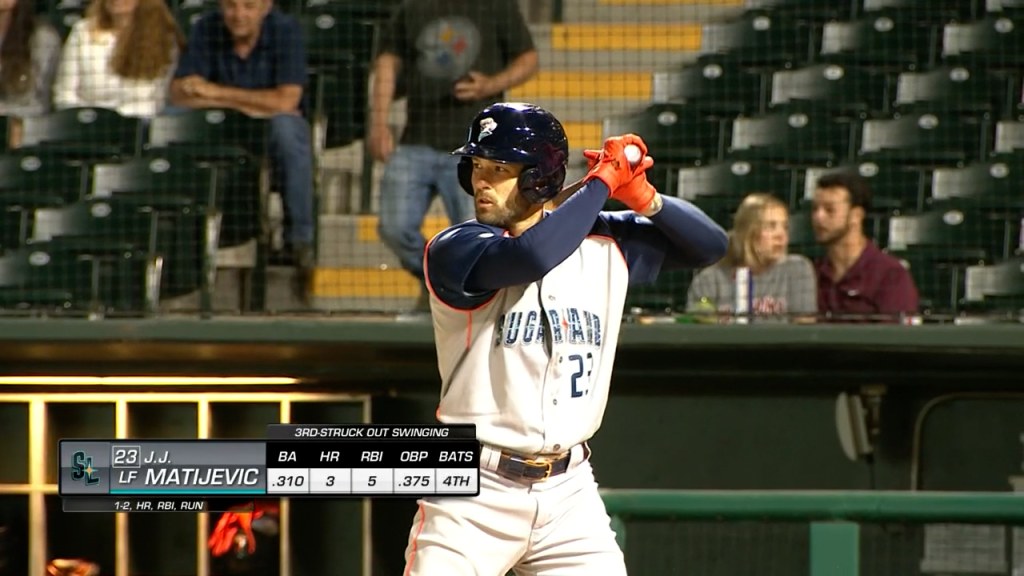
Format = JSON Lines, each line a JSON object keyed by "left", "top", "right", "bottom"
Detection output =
{"left": 451, "top": 102, "right": 569, "bottom": 205}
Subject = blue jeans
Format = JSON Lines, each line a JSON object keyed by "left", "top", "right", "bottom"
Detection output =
{"left": 378, "top": 145, "right": 474, "bottom": 279}
{"left": 268, "top": 114, "right": 314, "bottom": 246}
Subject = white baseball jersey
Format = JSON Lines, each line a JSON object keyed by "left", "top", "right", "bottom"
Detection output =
{"left": 428, "top": 230, "right": 627, "bottom": 454}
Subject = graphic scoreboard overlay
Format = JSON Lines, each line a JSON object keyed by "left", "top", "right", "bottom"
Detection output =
{"left": 59, "top": 424, "right": 480, "bottom": 512}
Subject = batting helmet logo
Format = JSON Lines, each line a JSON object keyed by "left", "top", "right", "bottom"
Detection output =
{"left": 478, "top": 118, "right": 498, "bottom": 140}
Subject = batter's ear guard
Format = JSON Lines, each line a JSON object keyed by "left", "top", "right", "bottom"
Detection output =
{"left": 517, "top": 164, "right": 566, "bottom": 205}
{"left": 457, "top": 159, "right": 567, "bottom": 205}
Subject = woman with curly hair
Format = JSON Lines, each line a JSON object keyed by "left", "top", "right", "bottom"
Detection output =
{"left": 54, "top": 0, "right": 184, "bottom": 118}
{"left": 0, "top": 0, "right": 62, "bottom": 146}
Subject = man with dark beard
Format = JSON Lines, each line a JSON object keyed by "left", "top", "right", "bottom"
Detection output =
{"left": 811, "top": 172, "right": 918, "bottom": 321}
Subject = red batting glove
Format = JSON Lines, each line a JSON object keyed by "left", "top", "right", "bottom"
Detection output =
{"left": 584, "top": 148, "right": 656, "bottom": 212}
{"left": 584, "top": 134, "right": 648, "bottom": 194}
{"left": 208, "top": 500, "right": 278, "bottom": 557}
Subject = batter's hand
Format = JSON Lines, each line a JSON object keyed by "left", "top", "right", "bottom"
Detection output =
{"left": 585, "top": 134, "right": 649, "bottom": 194}
{"left": 453, "top": 71, "right": 494, "bottom": 101}
{"left": 585, "top": 147, "right": 657, "bottom": 213}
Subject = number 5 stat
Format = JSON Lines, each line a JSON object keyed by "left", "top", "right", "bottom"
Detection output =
{"left": 59, "top": 424, "right": 480, "bottom": 512}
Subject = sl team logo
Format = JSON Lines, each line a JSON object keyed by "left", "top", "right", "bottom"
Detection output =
{"left": 71, "top": 450, "right": 100, "bottom": 485}
{"left": 478, "top": 118, "right": 497, "bottom": 140}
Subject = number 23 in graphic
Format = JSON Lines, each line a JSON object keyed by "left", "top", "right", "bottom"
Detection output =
{"left": 568, "top": 352, "right": 593, "bottom": 398}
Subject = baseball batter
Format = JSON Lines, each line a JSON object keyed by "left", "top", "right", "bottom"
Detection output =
{"left": 403, "top": 102, "right": 728, "bottom": 575}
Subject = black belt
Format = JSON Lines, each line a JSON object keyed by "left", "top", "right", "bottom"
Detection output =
{"left": 493, "top": 444, "right": 590, "bottom": 483}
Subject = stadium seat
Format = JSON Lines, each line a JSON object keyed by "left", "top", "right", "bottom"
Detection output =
{"left": 42, "top": 0, "right": 85, "bottom": 38}
{"left": 651, "top": 61, "right": 764, "bottom": 115}
{"left": 31, "top": 196, "right": 201, "bottom": 307}
{"left": 820, "top": 14, "right": 937, "bottom": 71}
{"left": 894, "top": 66, "right": 1005, "bottom": 116}
{"left": 603, "top": 104, "right": 724, "bottom": 191}
{"left": 293, "top": 0, "right": 399, "bottom": 19}
{"left": 174, "top": 0, "right": 217, "bottom": 33}
{"left": 301, "top": 13, "right": 375, "bottom": 148}
{"left": 699, "top": 11, "right": 812, "bottom": 68}
{"left": 941, "top": 16, "right": 1024, "bottom": 69}
{"left": 930, "top": 158, "right": 1024, "bottom": 259}
{"left": 861, "top": 0, "right": 979, "bottom": 22}
{"left": 19, "top": 108, "right": 143, "bottom": 161}
{"left": 803, "top": 161, "right": 926, "bottom": 212}
{"left": 787, "top": 210, "right": 821, "bottom": 259}
{"left": 888, "top": 204, "right": 1003, "bottom": 261}
{"left": 728, "top": 110, "right": 852, "bottom": 165}
{"left": 858, "top": 112, "right": 983, "bottom": 165}
{"left": 0, "top": 240, "right": 157, "bottom": 315}
{"left": 676, "top": 160, "right": 793, "bottom": 207}
{"left": 963, "top": 257, "right": 1024, "bottom": 315}
{"left": 148, "top": 109, "right": 268, "bottom": 161}
{"left": 770, "top": 63, "right": 889, "bottom": 117}
{"left": 993, "top": 120, "right": 1024, "bottom": 154}
{"left": 0, "top": 154, "right": 84, "bottom": 250}
{"left": 745, "top": 0, "right": 851, "bottom": 22}
{"left": 624, "top": 269, "right": 695, "bottom": 314}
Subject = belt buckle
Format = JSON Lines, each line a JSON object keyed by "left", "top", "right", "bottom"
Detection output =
{"left": 523, "top": 458, "right": 553, "bottom": 481}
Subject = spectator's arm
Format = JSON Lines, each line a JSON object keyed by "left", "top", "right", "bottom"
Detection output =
{"left": 52, "top": 23, "right": 85, "bottom": 110}
{"left": 486, "top": 49, "right": 538, "bottom": 96}
{"left": 370, "top": 52, "right": 401, "bottom": 131}
{"left": 37, "top": 27, "right": 62, "bottom": 114}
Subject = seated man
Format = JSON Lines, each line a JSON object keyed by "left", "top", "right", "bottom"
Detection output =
{"left": 170, "top": 0, "right": 314, "bottom": 300}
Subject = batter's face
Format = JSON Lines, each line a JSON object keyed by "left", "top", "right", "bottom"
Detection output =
{"left": 470, "top": 158, "right": 531, "bottom": 228}
{"left": 754, "top": 205, "right": 789, "bottom": 265}
{"left": 811, "top": 186, "right": 857, "bottom": 246}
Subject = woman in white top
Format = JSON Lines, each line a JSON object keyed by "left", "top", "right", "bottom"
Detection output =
{"left": 0, "top": 0, "right": 62, "bottom": 145}
{"left": 686, "top": 193, "right": 817, "bottom": 322}
{"left": 53, "top": 0, "right": 184, "bottom": 118}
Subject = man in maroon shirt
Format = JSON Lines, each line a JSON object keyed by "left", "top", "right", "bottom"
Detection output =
{"left": 812, "top": 172, "right": 919, "bottom": 321}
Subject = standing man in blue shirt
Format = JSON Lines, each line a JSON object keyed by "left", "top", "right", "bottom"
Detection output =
{"left": 170, "top": 0, "right": 314, "bottom": 301}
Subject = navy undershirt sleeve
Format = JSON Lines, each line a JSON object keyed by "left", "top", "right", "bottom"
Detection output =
{"left": 426, "top": 181, "right": 610, "bottom": 309}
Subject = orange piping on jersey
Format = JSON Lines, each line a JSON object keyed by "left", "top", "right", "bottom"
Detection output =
{"left": 403, "top": 501, "right": 427, "bottom": 576}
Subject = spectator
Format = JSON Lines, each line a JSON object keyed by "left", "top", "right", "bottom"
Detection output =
{"left": 169, "top": 0, "right": 314, "bottom": 302}
{"left": 812, "top": 172, "right": 919, "bottom": 321}
{"left": 686, "top": 193, "right": 816, "bottom": 322}
{"left": 0, "top": 0, "right": 61, "bottom": 147}
{"left": 53, "top": 0, "right": 184, "bottom": 118}
{"left": 370, "top": 0, "right": 539, "bottom": 313}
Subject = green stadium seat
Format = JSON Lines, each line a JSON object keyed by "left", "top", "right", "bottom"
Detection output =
{"left": 301, "top": 13, "right": 375, "bottom": 148}
{"left": 888, "top": 250, "right": 959, "bottom": 315}
{"left": 651, "top": 61, "right": 764, "bottom": 115}
{"left": 941, "top": 16, "right": 1024, "bottom": 70}
{"left": 963, "top": 257, "right": 1024, "bottom": 316}
{"left": 0, "top": 154, "right": 85, "bottom": 250}
{"left": 603, "top": 104, "right": 724, "bottom": 192}
{"left": 728, "top": 110, "right": 852, "bottom": 165}
{"left": 0, "top": 241, "right": 156, "bottom": 314}
{"left": 676, "top": 160, "right": 793, "bottom": 207}
{"left": 699, "top": 11, "right": 812, "bottom": 68}
{"left": 147, "top": 109, "right": 268, "bottom": 161}
{"left": 858, "top": 113, "right": 983, "bottom": 165}
{"left": 31, "top": 196, "right": 202, "bottom": 306}
{"left": 174, "top": 0, "right": 217, "bottom": 33}
{"left": 19, "top": 108, "right": 143, "bottom": 161}
{"left": 295, "top": 0, "right": 399, "bottom": 19}
{"left": 861, "top": 0, "right": 979, "bottom": 22}
{"left": 804, "top": 161, "right": 926, "bottom": 212}
{"left": 624, "top": 269, "right": 695, "bottom": 314}
{"left": 787, "top": 210, "right": 821, "bottom": 259}
{"left": 770, "top": 63, "right": 889, "bottom": 117}
{"left": 42, "top": 0, "right": 85, "bottom": 39}
{"left": 930, "top": 157, "right": 1024, "bottom": 210}
{"left": 887, "top": 204, "right": 1003, "bottom": 261}
{"left": 893, "top": 66, "right": 1004, "bottom": 116}
{"left": 745, "top": 0, "right": 851, "bottom": 22}
{"left": 820, "top": 14, "right": 937, "bottom": 71}
{"left": 993, "top": 120, "right": 1024, "bottom": 154}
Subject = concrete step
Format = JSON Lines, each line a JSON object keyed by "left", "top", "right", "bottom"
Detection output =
{"left": 561, "top": 0, "right": 744, "bottom": 23}
{"left": 317, "top": 214, "right": 451, "bottom": 268}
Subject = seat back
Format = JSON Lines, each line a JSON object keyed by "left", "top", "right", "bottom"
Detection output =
{"left": 729, "top": 110, "right": 851, "bottom": 164}
{"left": 700, "top": 11, "right": 811, "bottom": 67}
{"left": 941, "top": 16, "right": 1024, "bottom": 69}
{"left": 770, "top": 63, "right": 888, "bottom": 115}
{"left": 820, "top": 14, "right": 937, "bottom": 70}
{"left": 148, "top": 109, "right": 268, "bottom": 160}
{"left": 652, "top": 61, "right": 764, "bottom": 115}
{"left": 677, "top": 160, "right": 791, "bottom": 205}
{"left": 964, "top": 257, "right": 1024, "bottom": 310}
{"left": 894, "top": 66, "right": 1004, "bottom": 115}
{"left": 859, "top": 112, "right": 982, "bottom": 165}
{"left": 21, "top": 108, "right": 142, "bottom": 160}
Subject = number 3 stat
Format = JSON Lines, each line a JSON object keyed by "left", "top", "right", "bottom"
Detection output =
{"left": 58, "top": 424, "right": 480, "bottom": 512}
